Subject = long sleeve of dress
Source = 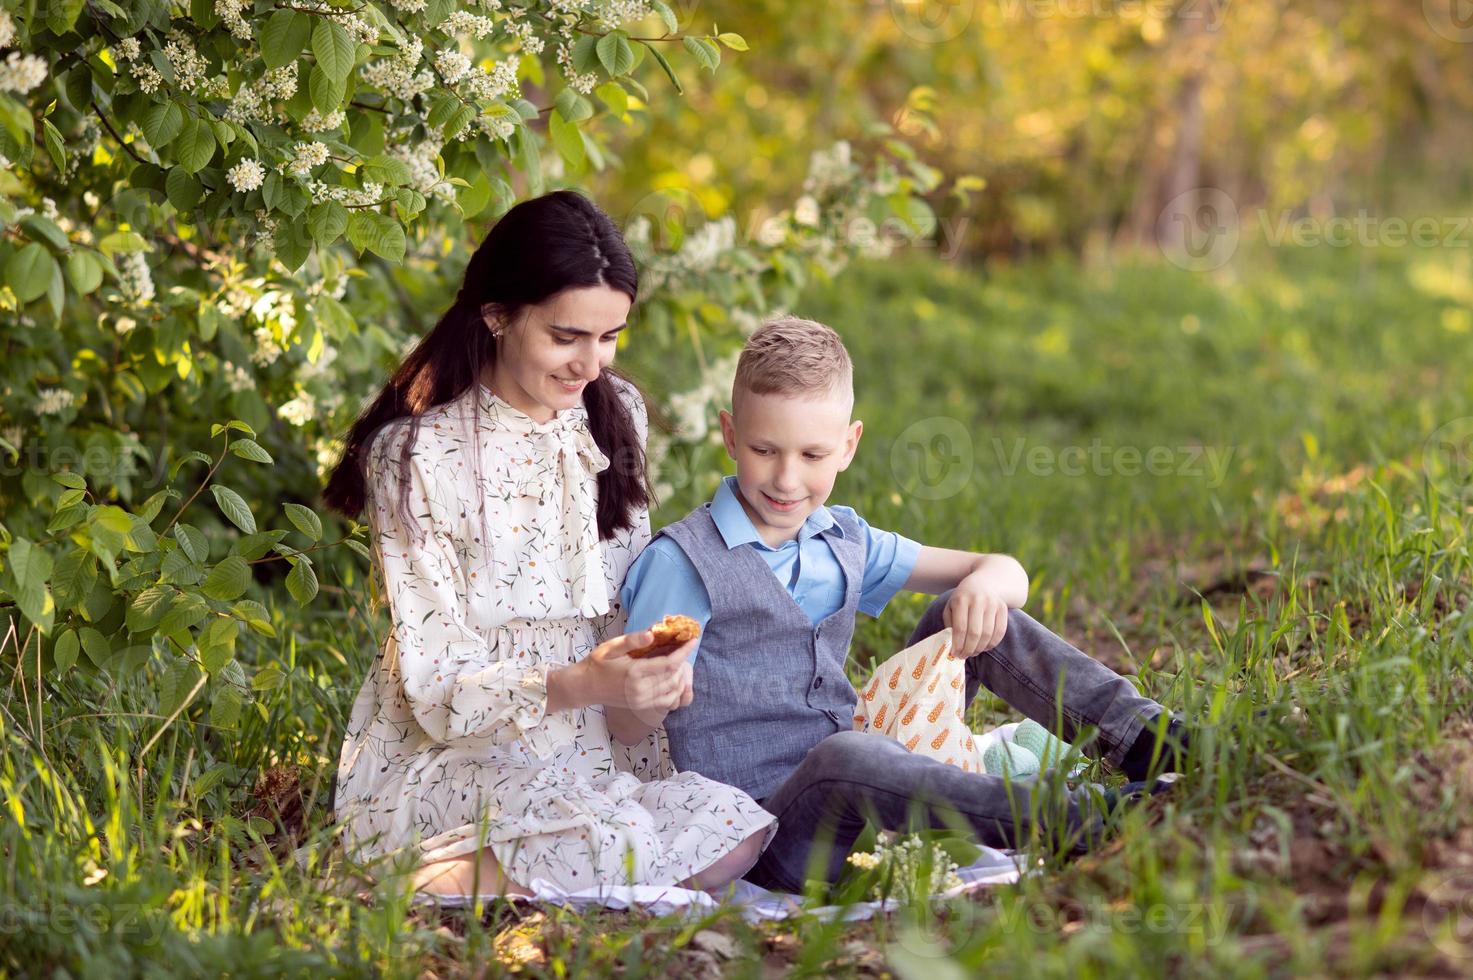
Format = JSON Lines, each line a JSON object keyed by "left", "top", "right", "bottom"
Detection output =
{"left": 368, "top": 423, "right": 574, "bottom": 759}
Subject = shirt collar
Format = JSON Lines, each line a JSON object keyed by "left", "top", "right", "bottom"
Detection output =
{"left": 710, "top": 475, "right": 842, "bottom": 551}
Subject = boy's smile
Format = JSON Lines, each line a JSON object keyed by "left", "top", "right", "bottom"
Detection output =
{"left": 719, "top": 388, "right": 863, "bottom": 548}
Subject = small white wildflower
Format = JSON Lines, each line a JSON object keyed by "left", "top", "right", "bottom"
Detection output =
{"left": 37, "top": 388, "right": 77, "bottom": 416}
{"left": 113, "top": 316, "right": 137, "bottom": 336}
{"left": 226, "top": 158, "right": 266, "bottom": 192}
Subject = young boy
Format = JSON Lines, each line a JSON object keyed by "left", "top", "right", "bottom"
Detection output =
{"left": 613, "top": 317, "right": 1192, "bottom": 892}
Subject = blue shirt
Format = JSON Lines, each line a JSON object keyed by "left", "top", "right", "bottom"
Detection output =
{"left": 620, "top": 476, "right": 921, "bottom": 661}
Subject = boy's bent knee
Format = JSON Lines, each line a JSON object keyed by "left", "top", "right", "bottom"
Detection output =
{"left": 803, "top": 731, "right": 896, "bottom": 775}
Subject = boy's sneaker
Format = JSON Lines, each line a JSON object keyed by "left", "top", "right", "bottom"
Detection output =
{"left": 1102, "top": 771, "right": 1183, "bottom": 817}
{"left": 1120, "top": 714, "right": 1192, "bottom": 781}
{"left": 1120, "top": 707, "right": 1277, "bottom": 780}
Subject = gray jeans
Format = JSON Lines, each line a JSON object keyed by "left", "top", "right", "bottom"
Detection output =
{"left": 742, "top": 591, "right": 1167, "bottom": 891}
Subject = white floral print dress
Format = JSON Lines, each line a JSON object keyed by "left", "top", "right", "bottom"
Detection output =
{"left": 335, "top": 377, "right": 776, "bottom": 890}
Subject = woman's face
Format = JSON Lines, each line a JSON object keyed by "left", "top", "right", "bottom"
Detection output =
{"left": 484, "top": 285, "right": 632, "bottom": 422}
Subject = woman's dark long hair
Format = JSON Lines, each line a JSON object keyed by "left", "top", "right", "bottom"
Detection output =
{"left": 322, "top": 190, "right": 651, "bottom": 541}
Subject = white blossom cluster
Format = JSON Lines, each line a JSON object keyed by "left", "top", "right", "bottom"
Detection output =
{"left": 804, "top": 140, "right": 860, "bottom": 197}
{"left": 251, "top": 209, "right": 279, "bottom": 249}
{"left": 477, "top": 111, "right": 517, "bottom": 142}
{"left": 312, "top": 436, "right": 343, "bottom": 478}
{"left": 222, "top": 361, "right": 254, "bottom": 393}
{"left": 361, "top": 37, "right": 434, "bottom": 101}
{"left": 387, "top": 136, "right": 456, "bottom": 202}
{"left": 226, "top": 158, "right": 266, "bottom": 192}
{"left": 297, "top": 343, "right": 337, "bottom": 382}
{"left": 462, "top": 58, "right": 519, "bottom": 102}
{"left": 434, "top": 48, "right": 472, "bottom": 85}
{"left": 0, "top": 11, "right": 14, "bottom": 48}
{"left": 504, "top": 17, "right": 546, "bottom": 55}
{"left": 288, "top": 141, "right": 330, "bottom": 176}
{"left": 37, "top": 388, "right": 77, "bottom": 416}
{"left": 118, "top": 252, "right": 155, "bottom": 305}
{"left": 225, "top": 64, "right": 299, "bottom": 125}
{"left": 251, "top": 325, "right": 283, "bottom": 366}
{"left": 214, "top": 0, "right": 253, "bottom": 42}
{"left": 301, "top": 108, "right": 346, "bottom": 132}
{"left": 113, "top": 315, "right": 137, "bottom": 335}
{"left": 388, "top": 0, "right": 427, "bottom": 12}
{"left": 441, "top": 11, "right": 496, "bottom": 38}
{"left": 0, "top": 51, "right": 48, "bottom": 94}
{"left": 306, "top": 178, "right": 384, "bottom": 208}
{"left": 555, "top": 42, "right": 597, "bottom": 93}
{"left": 277, "top": 390, "right": 316, "bottom": 426}
{"left": 162, "top": 30, "right": 211, "bottom": 95}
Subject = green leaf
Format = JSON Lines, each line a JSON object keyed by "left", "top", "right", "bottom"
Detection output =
{"left": 79, "top": 626, "right": 111, "bottom": 668}
{"left": 231, "top": 530, "right": 288, "bottom": 561}
{"left": 309, "top": 64, "right": 345, "bottom": 116}
{"left": 594, "top": 82, "right": 628, "bottom": 117}
{"left": 46, "top": 0, "right": 85, "bottom": 35}
{"left": 157, "top": 593, "right": 209, "bottom": 639}
{"left": 683, "top": 36, "right": 720, "bottom": 73}
{"left": 42, "top": 119, "right": 66, "bottom": 172}
{"left": 652, "top": 0, "right": 679, "bottom": 34}
{"left": 644, "top": 42, "right": 683, "bottom": 94}
{"left": 52, "top": 471, "right": 86, "bottom": 490}
{"left": 548, "top": 110, "right": 586, "bottom": 171}
{"left": 313, "top": 19, "right": 357, "bottom": 83}
{"left": 717, "top": 32, "right": 749, "bottom": 51}
{"left": 209, "top": 485, "right": 257, "bottom": 534}
{"left": 596, "top": 31, "right": 636, "bottom": 77}
{"left": 252, "top": 665, "right": 286, "bottom": 691}
{"left": 346, "top": 211, "right": 406, "bottom": 262}
{"left": 169, "top": 451, "right": 213, "bottom": 481}
{"left": 571, "top": 35, "right": 600, "bottom": 74}
{"left": 20, "top": 214, "right": 71, "bottom": 253}
{"left": 65, "top": 249, "right": 104, "bottom": 295}
{"left": 143, "top": 102, "right": 185, "bottom": 148}
{"left": 127, "top": 586, "right": 174, "bottom": 633}
{"left": 53, "top": 629, "right": 80, "bottom": 673}
{"left": 7, "top": 243, "right": 56, "bottom": 303}
{"left": 555, "top": 88, "right": 594, "bottom": 123}
{"left": 285, "top": 557, "right": 318, "bottom": 605}
{"left": 174, "top": 524, "right": 208, "bottom": 563}
{"left": 210, "top": 684, "right": 244, "bottom": 728}
{"left": 231, "top": 599, "right": 276, "bottom": 638}
{"left": 228, "top": 439, "right": 273, "bottom": 464}
{"left": 283, "top": 503, "right": 323, "bottom": 542}
{"left": 175, "top": 115, "right": 217, "bottom": 174}
{"left": 158, "top": 659, "right": 204, "bottom": 716}
{"left": 166, "top": 167, "right": 204, "bottom": 211}
{"left": 199, "top": 618, "right": 239, "bottom": 673}
{"left": 308, "top": 200, "right": 348, "bottom": 249}
{"left": 261, "top": 10, "right": 310, "bottom": 70}
{"left": 97, "top": 230, "right": 149, "bottom": 257}
{"left": 202, "top": 555, "right": 250, "bottom": 601}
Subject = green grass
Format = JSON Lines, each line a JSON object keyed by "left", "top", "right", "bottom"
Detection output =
{"left": 4, "top": 241, "right": 1472, "bottom": 977}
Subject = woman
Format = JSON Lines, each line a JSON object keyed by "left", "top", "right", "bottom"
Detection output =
{"left": 323, "top": 191, "right": 774, "bottom": 897}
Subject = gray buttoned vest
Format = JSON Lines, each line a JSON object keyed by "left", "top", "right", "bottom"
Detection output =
{"left": 657, "top": 503, "right": 865, "bottom": 801}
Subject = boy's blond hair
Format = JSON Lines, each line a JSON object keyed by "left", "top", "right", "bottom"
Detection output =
{"left": 732, "top": 316, "right": 854, "bottom": 413}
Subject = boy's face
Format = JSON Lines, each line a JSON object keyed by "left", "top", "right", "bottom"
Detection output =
{"left": 719, "top": 388, "right": 863, "bottom": 546}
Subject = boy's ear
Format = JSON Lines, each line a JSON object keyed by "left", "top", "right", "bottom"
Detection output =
{"left": 839, "top": 419, "right": 863, "bottom": 470}
{"left": 718, "top": 409, "right": 738, "bottom": 460}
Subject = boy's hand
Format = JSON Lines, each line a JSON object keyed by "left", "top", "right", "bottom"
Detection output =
{"left": 944, "top": 576, "right": 1011, "bottom": 657}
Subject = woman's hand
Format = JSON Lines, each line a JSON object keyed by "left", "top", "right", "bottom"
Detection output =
{"left": 550, "top": 629, "right": 696, "bottom": 723}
